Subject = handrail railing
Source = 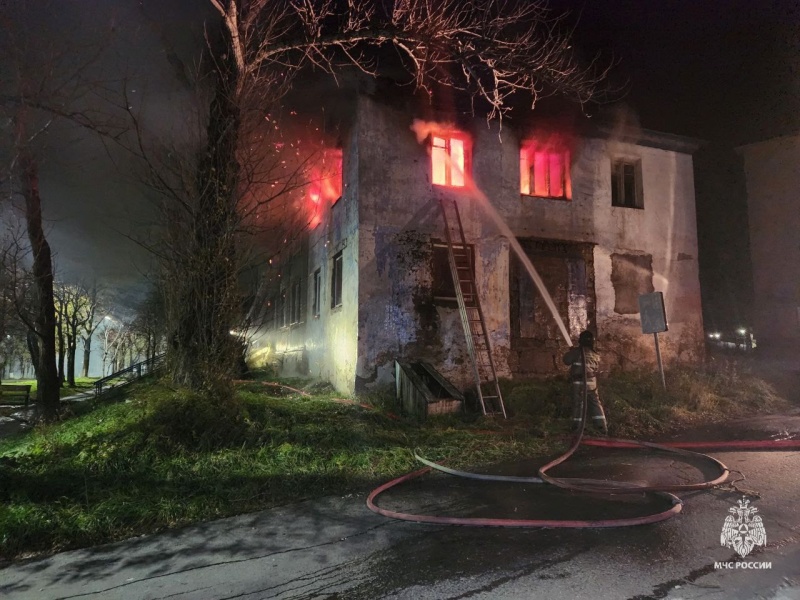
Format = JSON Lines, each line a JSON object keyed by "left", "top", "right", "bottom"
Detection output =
{"left": 94, "top": 354, "right": 165, "bottom": 397}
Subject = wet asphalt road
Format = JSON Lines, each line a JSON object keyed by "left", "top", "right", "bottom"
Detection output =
{"left": 2, "top": 430, "right": 799, "bottom": 600}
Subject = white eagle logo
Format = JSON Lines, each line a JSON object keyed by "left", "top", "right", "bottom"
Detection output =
{"left": 720, "top": 497, "right": 767, "bottom": 558}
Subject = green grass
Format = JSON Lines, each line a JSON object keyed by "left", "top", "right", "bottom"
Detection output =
{"left": 2, "top": 377, "right": 98, "bottom": 399}
{"left": 0, "top": 363, "right": 790, "bottom": 561}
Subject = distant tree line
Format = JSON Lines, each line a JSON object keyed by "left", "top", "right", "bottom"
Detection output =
{"left": 2, "top": 0, "right": 608, "bottom": 422}
{"left": 0, "top": 248, "right": 167, "bottom": 384}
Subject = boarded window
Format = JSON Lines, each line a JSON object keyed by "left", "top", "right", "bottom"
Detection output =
{"left": 432, "top": 243, "right": 474, "bottom": 303}
{"left": 516, "top": 267, "right": 537, "bottom": 337}
{"left": 611, "top": 253, "right": 654, "bottom": 314}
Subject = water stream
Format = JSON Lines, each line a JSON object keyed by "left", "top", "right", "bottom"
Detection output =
{"left": 467, "top": 185, "right": 573, "bottom": 346}
{"left": 411, "top": 120, "right": 574, "bottom": 346}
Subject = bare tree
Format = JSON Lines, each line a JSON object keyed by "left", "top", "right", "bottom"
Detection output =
{"left": 54, "top": 281, "right": 68, "bottom": 385}
{"left": 130, "top": 285, "right": 167, "bottom": 364}
{"left": 0, "top": 1, "right": 119, "bottom": 419}
{"left": 135, "top": 0, "right": 608, "bottom": 400}
{"left": 72, "top": 282, "right": 102, "bottom": 377}
{"left": 53, "top": 280, "right": 100, "bottom": 386}
{"left": 0, "top": 235, "right": 14, "bottom": 378}
{"left": 98, "top": 316, "right": 127, "bottom": 377}
{"left": 78, "top": 284, "right": 103, "bottom": 379}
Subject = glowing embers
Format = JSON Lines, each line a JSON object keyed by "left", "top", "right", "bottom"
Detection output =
{"left": 520, "top": 143, "right": 571, "bottom": 200}
{"left": 307, "top": 148, "right": 343, "bottom": 228}
{"left": 431, "top": 134, "right": 470, "bottom": 187}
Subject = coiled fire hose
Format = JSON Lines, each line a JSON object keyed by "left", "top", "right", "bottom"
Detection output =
{"left": 367, "top": 348, "right": 798, "bottom": 528}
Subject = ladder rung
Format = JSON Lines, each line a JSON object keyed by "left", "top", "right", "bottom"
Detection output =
{"left": 440, "top": 197, "right": 506, "bottom": 420}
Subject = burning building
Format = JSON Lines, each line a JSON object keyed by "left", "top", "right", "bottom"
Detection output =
{"left": 247, "top": 89, "right": 705, "bottom": 396}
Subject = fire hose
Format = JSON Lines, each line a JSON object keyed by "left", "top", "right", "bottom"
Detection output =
{"left": 367, "top": 348, "right": 799, "bottom": 528}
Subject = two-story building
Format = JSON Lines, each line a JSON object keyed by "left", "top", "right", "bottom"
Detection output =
{"left": 248, "top": 88, "right": 705, "bottom": 395}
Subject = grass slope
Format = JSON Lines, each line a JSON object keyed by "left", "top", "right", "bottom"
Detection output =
{"left": 1, "top": 377, "right": 97, "bottom": 400}
{"left": 0, "top": 362, "right": 789, "bottom": 561}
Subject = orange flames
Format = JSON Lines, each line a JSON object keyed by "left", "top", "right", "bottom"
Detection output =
{"left": 520, "top": 137, "right": 572, "bottom": 199}
{"left": 411, "top": 119, "right": 471, "bottom": 189}
{"left": 307, "top": 148, "right": 343, "bottom": 228}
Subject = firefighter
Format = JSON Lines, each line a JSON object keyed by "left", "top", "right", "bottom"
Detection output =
{"left": 563, "top": 330, "right": 608, "bottom": 434}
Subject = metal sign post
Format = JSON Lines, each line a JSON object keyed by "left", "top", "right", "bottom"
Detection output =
{"left": 638, "top": 292, "right": 668, "bottom": 391}
{"left": 653, "top": 331, "right": 666, "bottom": 390}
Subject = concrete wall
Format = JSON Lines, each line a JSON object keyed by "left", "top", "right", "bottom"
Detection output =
{"left": 248, "top": 127, "right": 360, "bottom": 394}
{"left": 250, "top": 93, "right": 706, "bottom": 393}
{"left": 738, "top": 134, "right": 800, "bottom": 348}
{"left": 354, "top": 96, "right": 705, "bottom": 387}
{"left": 587, "top": 140, "right": 704, "bottom": 368}
{"left": 354, "top": 96, "right": 485, "bottom": 390}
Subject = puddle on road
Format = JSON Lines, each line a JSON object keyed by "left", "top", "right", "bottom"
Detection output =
{"left": 380, "top": 446, "right": 706, "bottom": 523}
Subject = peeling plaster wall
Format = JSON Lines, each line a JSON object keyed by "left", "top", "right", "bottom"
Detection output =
{"left": 353, "top": 96, "right": 514, "bottom": 390}
{"left": 247, "top": 246, "right": 310, "bottom": 377}
{"left": 303, "top": 126, "right": 360, "bottom": 393}
{"left": 354, "top": 96, "right": 704, "bottom": 386}
{"left": 251, "top": 93, "right": 705, "bottom": 392}
{"left": 355, "top": 97, "right": 464, "bottom": 389}
{"left": 739, "top": 134, "right": 800, "bottom": 349}
{"left": 588, "top": 140, "right": 705, "bottom": 368}
{"left": 248, "top": 127, "right": 360, "bottom": 395}
{"left": 470, "top": 127, "right": 704, "bottom": 369}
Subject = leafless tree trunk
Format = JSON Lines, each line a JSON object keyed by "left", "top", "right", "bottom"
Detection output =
{"left": 54, "top": 283, "right": 67, "bottom": 385}
{"left": 137, "top": 0, "right": 609, "bottom": 399}
{"left": 2, "top": 1, "right": 120, "bottom": 418}
{"left": 79, "top": 287, "right": 102, "bottom": 378}
{"left": 165, "top": 50, "right": 242, "bottom": 394}
{"left": 53, "top": 280, "right": 96, "bottom": 386}
{"left": 131, "top": 285, "right": 166, "bottom": 367}
{"left": 14, "top": 140, "right": 60, "bottom": 417}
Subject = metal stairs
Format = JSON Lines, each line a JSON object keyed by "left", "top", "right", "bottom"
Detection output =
{"left": 438, "top": 197, "right": 507, "bottom": 418}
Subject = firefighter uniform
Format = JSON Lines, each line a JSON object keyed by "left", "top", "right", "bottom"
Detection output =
{"left": 563, "top": 345, "right": 608, "bottom": 433}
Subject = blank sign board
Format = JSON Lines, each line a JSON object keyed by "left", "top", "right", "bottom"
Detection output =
{"left": 639, "top": 292, "right": 668, "bottom": 334}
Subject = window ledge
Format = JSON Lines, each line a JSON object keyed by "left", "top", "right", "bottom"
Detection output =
{"left": 521, "top": 194, "right": 571, "bottom": 202}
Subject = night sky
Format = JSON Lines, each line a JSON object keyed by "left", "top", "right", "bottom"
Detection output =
{"left": 561, "top": 0, "right": 800, "bottom": 142}
{"left": 4, "top": 0, "right": 798, "bottom": 322}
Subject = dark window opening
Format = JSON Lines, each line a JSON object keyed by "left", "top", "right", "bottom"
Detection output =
{"left": 611, "top": 159, "right": 643, "bottom": 208}
{"left": 331, "top": 251, "right": 343, "bottom": 308}
{"left": 290, "top": 279, "right": 302, "bottom": 325}
{"left": 431, "top": 243, "right": 475, "bottom": 303}
{"left": 278, "top": 288, "right": 288, "bottom": 328}
{"left": 266, "top": 296, "right": 276, "bottom": 330}
{"left": 312, "top": 269, "right": 321, "bottom": 317}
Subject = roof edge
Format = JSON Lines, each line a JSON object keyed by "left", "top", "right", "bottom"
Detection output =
{"left": 590, "top": 124, "right": 705, "bottom": 154}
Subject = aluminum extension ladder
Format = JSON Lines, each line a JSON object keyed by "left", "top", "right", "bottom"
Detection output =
{"left": 438, "top": 197, "right": 507, "bottom": 418}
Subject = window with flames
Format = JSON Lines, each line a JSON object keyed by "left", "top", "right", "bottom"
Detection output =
{"left": 431, "top": 134, "right": 470, "bottom": 187}
{"left": 520, "top": 143, "right": 571, "bottom": 200}
{"left": 308, "top": 149, "right": 343, "bottom": 228}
